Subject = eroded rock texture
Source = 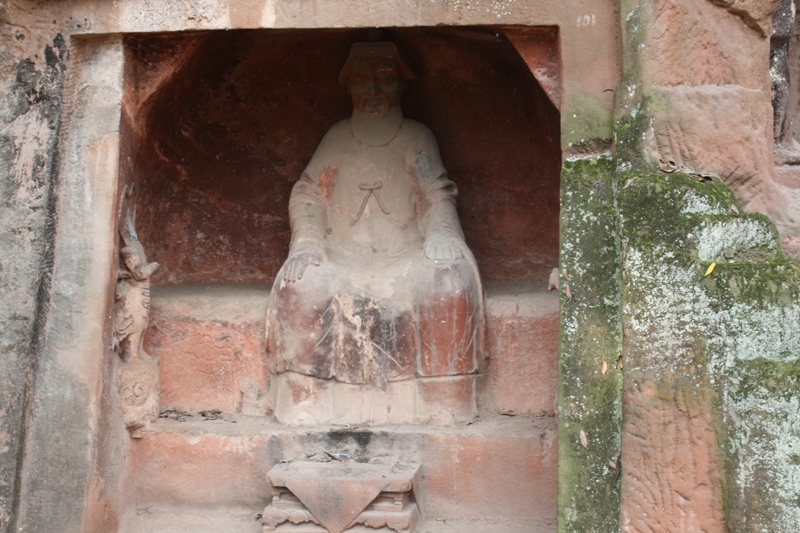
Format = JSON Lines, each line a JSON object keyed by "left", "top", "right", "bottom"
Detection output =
{"left": 708, "top": 0, "right": 783, "bottom": 36}
{"left": 618, "top": 0, "right": 783, "bottom": 219}
{"left": 619, "top": 172, "right": 800, "bottom": 532}
{"left": 621, "top": 380, "right": 726, "bottom": 532}
{"left": 0, "top": 10, "right": 67, "bottom": 529}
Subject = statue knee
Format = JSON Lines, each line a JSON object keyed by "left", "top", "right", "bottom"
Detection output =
{"left": 420, "top": 261, "right": 479, "bottom": 301}
{"left": 417, "top": 261, "right": 481, "bottom": 376}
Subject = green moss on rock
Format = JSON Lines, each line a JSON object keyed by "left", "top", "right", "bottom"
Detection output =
{"left": 617, "top": 170, "right": 800, "bottom": 532}
{"left": 558, "top": 157, "right": 623, "bottom": 533}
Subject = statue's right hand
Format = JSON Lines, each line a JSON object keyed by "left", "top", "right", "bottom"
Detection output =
{"left": 284, "top": 249, "right": 324, "bottom": 283}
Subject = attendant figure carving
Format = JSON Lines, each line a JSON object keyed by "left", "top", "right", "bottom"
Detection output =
{"left": 266, "top": 41, "right": 485, "bottom": 425}
{"left": 114, "top": 207, "right": 160, "bottom": 434}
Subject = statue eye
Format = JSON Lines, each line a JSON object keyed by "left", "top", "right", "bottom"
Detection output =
{"left": 351, "top": 71, "right": 371, "bottom": 85}
{"left": 377, "top": 72, "right": 398, "bottom": 84}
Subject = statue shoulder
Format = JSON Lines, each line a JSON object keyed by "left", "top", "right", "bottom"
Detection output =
{"left": 320, "top": 119, "right": 352, "bottom": 142}
{"left": 401, "top": 119, "right": 443, "bottom": 155}
{"left": 310, "top": 119, "right": 352, "bottom": 153}
{"left": 400, "top": 120, "right": 446, "bottom": 179}
{"left": 304, "top": 119, "right": 352, "bottom": 177}
{"left": 401, "top": 119, "right": 437, "bottom": 144}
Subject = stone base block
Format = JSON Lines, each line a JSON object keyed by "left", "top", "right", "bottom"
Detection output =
{"left": 144, "top": 282, "right": 559, "bottom": 420}
{"left": 485, "top": 282, "right": 559, "bottom": 415}
{"left": 263, "top": 461, "right": 420, "bottom": 533}
{"left": 144, "top": 284, "right": 269, "bottom": 414}
{"left": 132, "top": 415, "right": 556, "bottom": 522}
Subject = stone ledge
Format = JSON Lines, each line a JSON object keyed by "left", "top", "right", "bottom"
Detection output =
{"left": 150, "top": 283, "right": 270, "bottom": 322}
{"left": 146, "top": 282, "right": 559, "bottom": 416}
{"left": 122, "top": 508, "right": 552, "bottom": 533}
{"left": 132, "top": 414, "right": 557, "bottom": 520}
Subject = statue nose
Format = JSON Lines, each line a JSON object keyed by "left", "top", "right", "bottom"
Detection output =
{"left": 368, "top": 76, "right": 380, "bottom": 94}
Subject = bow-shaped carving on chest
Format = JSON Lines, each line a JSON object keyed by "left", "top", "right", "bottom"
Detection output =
{"left": 351, "top": 180, "right": 390, "bottom": 226}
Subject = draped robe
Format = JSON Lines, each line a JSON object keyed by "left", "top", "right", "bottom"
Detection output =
{"left": 266, "top": 118, "right": 485, "bottom": 424}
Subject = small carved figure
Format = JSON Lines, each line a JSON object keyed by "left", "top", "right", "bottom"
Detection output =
{"left": 114, "top": 207, "right": 160, "bottom": 434}
{"left": 266, "top": 41, "right": 485, "bottom": 425}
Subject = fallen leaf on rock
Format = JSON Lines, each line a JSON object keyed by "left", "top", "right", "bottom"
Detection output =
{"left": 580, "top": 429, "right": 588, "bottom": 448}
{"left": 623, "top": 177, "right": 636, "bottom": 189}
{"left": 731, "top": 204, "right": 739, "bottom": 213}
{"left": 704, "top": 262, "right": 716, "bottom": 277}
{"left": 548, "top": 267, "right": 559, "bottom": 291}
{"left": 608, "top": 451, "right": 622, "bottom": 479}
{"left": 601, "top": 360, "right": 608, "bottom": 375}
{"left": 565, "top": 285, "right": 573, "bottom": 301}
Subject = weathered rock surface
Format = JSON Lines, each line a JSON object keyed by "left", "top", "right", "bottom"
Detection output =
{"left": 619, "top": 172, "right": 800, "bottom": 533}
{"left": 486, "top": 282, "right": 559, "bottom": 416}
{"left": 708, "top": 0, "right": 783, "bottom": 36}
{"left": 620, "top": 0, "right": 786, "bottom": 227}
{"left": 0, "top": 11, "right": 67, "bottom": 530}
{"left": 621, "top": 379, "right": 727, "bottom": 532}
{"left": 13, "top": 36, "right": 129, "bottom": 533}
{"left": 145, "top": 284, "right": 269, "bottom": 415}
{"left": 646, "top": 85, "right": 783, "bottom": 217}
{"left": 558, "top": 159, "right": 623, "bottom": 533}
{"left": 645, "top": 0, "right": 770, "bottom": 88}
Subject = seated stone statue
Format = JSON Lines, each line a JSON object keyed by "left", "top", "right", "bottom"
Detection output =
{"left": 266, "top": 42, "right": 485, "bottom": 425}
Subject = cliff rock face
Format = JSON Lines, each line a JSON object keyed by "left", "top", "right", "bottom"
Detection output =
{"left": 1, "top": 1, "right": 799, "bottom": 532}
{"left": 618, "top": 172, "right": 800, "bottom": 532}
{"left": 0, "top": 4, "right": 67, "bottom": 528}
{"left": 709, "top": 0, "right": 783, "bottom": 36}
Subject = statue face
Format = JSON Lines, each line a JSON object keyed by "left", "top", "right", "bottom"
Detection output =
{"left": 349, "top": 58, "right": 402, "bottom": 115}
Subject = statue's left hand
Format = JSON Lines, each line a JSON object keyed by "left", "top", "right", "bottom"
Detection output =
{"left": 283, "top": 248, "right": 325, "bottom": 282}
{"left": 424, "top": 232, "right": 465, "bottom": 260}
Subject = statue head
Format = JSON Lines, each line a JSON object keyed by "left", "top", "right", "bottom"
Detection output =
{"left": 339, "top": 42, "right": 417, "bottom": 116}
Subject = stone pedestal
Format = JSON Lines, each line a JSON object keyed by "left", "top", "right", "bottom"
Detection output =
{"left": 262, "top": 461, "right": 420, "bottom": 533}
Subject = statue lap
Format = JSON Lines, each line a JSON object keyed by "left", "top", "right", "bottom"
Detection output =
{"left": 267, "top": 249, "right": 482, "bottom": 425}
{"left": 268, "top": 248, "right": 480, "bottom": 380}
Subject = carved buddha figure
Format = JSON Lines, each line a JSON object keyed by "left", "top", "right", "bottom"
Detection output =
{"left": 266, "top": 42, "right": 485, "bottom": 425}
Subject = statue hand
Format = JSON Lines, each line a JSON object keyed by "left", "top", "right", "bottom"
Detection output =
{"left": 424, "top": 233, "right": 465, "bottom": 261}
{"left": 284, "top": 248, "right": 325, "bottom": 282}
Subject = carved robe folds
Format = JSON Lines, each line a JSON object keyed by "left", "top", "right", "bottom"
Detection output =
{"left": 266, "top": 119, "right": 485, "bottom": 425}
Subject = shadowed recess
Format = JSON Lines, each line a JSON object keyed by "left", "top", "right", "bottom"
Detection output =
{"left": 120, "top": 26, "right": 561, "bottom": 285}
